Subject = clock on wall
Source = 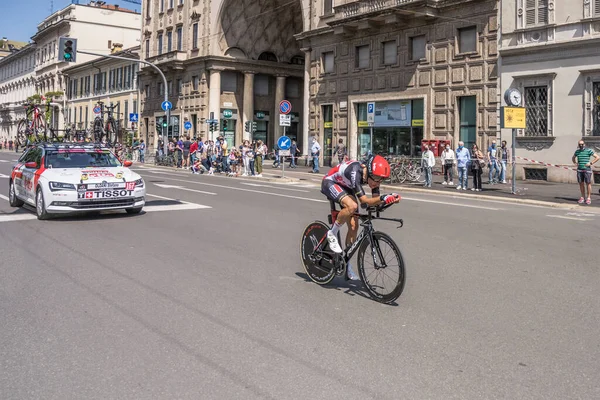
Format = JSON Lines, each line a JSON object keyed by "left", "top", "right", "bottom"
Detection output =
{"left": 504, "top": 88, "right": 522, "bottom": 107}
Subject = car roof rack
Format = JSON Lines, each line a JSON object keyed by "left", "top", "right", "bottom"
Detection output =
{"left": 34, "top": 141, "right": 112, "bottom": 150}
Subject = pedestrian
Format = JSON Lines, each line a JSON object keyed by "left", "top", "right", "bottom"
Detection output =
{"left": 441, "top": 143, "right": 456, "bottom": 185}
{"left": 499, "top": 140, "right": 511, "bottom": 184}
{"left": 455, "top": 141, "right": 471, "bottom": 190}
{"left": 139, "top": 139, "right": 146, "bottom": 163}
{"left": 248, "top": 142, "right": 256, "bottom": 176}
{"left": 421, "top": 144, "right": 435, "bottom": 188}
{"left": 471, "top": 143, "right": 484, "bottom": 191}
{"left": 311, "top": 135, "right": 321, "bottom": 173}
{"left": 182, "top": 135, "right": 192, "bottom": 169}
{"left": 334, "top": 138, "right": 346, "bottom": 165}
{"left": 572, "top": 140, "right": 599, "bottom": 204}
{"left": 254, "top": 139, "right": 264, "bottom": 177}
{"left": 289, "top": 140, "right": 298, "bottom": 168}
{"left": 487, "top": 140, "right": 500, "bottom": 184}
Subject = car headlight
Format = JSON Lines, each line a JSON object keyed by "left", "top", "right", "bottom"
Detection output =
{"left": 134, "top": 178, "right": 145, "bottom": 188}
{"left": 49, "top": 182, "right": 76, "bottom": 191}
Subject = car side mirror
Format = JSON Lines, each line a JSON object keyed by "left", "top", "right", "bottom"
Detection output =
{"left": 123, "top": 160, "right": 133, "bottom": 167}
{"left": 25, "top": 161, "right": 37, "bottom": 168}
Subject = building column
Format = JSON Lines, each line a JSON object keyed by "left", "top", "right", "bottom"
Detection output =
{"left": 208, "top": 68, "right": 221, "bottom": 141}
{"left": 301, "top": 48, "right": 311, "bottom": 157}
{"left": 242, "top": 71, "right": 255, "bottom": 142}
{"left": 274, "top": 75, "right": 286, "bottom": 145}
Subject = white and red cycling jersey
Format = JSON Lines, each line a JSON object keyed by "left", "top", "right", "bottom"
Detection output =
{"left": 323, "top": 161, "right": 366, "bottom": 198}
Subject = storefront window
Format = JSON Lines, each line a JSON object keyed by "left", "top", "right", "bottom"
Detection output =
{"left": 357, "top": 99, "right": 424, "bottom": 159}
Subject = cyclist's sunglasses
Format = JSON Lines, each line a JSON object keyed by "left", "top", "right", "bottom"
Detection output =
{"left": 369, "top": 175, "right": 384, "bottom": 182}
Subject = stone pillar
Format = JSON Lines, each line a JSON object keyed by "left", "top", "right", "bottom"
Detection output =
{"left": 208, "top": 68, "right": 221, "bottom": 141}
{"left": 242, "top": 71, "right": 254, "bottom": 142}
{"left": 301, "top": 48, "right": 311, "bottom": 157}
{"left": 274, "top": 75, "right": 286, "bottom": 146}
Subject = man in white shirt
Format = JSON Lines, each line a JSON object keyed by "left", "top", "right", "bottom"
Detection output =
{"left": 421, "top": 144, "right": 435, "bottom": 188}
{"left": 441, "top": 144, "right": 456, "bottom": 185}
{"left": 311, "top": 136, "right": 321, "bottom": 173}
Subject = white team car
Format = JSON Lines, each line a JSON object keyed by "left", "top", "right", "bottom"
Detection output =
{"left": 9, "top": 142, "right": 145, "bottom": 220}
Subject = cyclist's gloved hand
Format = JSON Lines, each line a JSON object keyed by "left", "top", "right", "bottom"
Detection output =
{"left": 380, "top": 193, "right": 401, "bottom": 205}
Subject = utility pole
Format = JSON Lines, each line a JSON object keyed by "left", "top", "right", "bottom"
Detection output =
{"left": 77, "top": 50, "right": 169, "bottom": 156}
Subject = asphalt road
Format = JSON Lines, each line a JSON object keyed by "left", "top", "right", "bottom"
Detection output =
{"left": 1, "top": 152, "right": 599, "bottom": 399}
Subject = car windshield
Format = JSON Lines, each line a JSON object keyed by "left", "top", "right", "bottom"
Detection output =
{"left": 45, "top": 150, "right": 121, "bottom": 169}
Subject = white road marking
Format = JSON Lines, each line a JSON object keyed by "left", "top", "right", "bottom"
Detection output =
{"left": 137, "top": 171, "right": 328, "bottom": 203}
{"left": 153, "top": 183, "right": 217, "bottom": 195}
{"left": 0, "top": 214, "right": 37, "bottom": 222}
{"left": 546, "top": 215, "right": 591, "bottom": 221}
{"left": 0, "top": 194, "right": 9, "bottom": 201}
{"left": 0, "top": 160, "right": 10, "bottom": 163}
{"left": 0, "top": 173, "right": 9, "bottom": 178}
{"left": 402, "top": 196, "right": 502, "bottom": 210}
{"left": 566, "top": 212, "right": 597, "bottom": 217}
{"left": 240, "top": 182, "right": 309, "bottom": 193}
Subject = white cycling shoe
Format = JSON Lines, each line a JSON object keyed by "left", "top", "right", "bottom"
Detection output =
{"left": 327, "top": 231, "right": 343, "bottom": 254}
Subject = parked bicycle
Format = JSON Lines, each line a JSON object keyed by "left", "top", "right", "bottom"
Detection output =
{"left": 300, "top": 201, "right": 406, "bottom": 304}
{"left": 387, "top": 159, "right": 425, "bottom": 184}
{"left": 16, "top": 102, "right": 50, "bottom": 146}
{"left": 92, "top": 101, "right": 119, "bottom": 145}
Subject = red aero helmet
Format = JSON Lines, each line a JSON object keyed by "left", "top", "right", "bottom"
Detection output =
{"left": 368, "top": 155, "right": 390, "bottom": 179}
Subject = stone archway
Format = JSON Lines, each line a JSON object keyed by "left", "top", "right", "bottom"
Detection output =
{"left": 218, "top": 0, "right": 304, "bottom": 62}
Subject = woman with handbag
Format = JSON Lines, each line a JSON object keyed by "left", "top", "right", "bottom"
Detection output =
{"left": 471, "top": 144, "right": 484, "bottom": 191}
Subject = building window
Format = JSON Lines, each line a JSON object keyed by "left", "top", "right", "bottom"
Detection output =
{"left": 192, "top": 23, "right": 198, "bottom": 49}
{"left": 525, "top": 0, "right": 548, "bottom": 26}
{"left": 255, "top": 74, "right": 269, "bottom": 96}
{"left": 524, "top": 86, "right": 548, "bottom": 137}
{"left": 158, "top": 82, "right": 164, "bottom": 96}
{"left": 146, "top": 0, "right": 151, "bottom": 18}
{"left": 458, "top": 26, "right": 477, "bottom": 53}
{"left": 169, "top": 0, "right": 174, "bottom": 9}
{"left": 355, "top": 45, "right": 370, "bottom": 69}
{"left": 178, "top": 0, "right": 183, "bottom": 5}
{"left": 192, "top": 75, "right": 199, "bottom": 91}
{"left": 167, "top": 31, "right": 172, "bottom": 52}
{"left": 177, "top": 27, "right": 183, "bottom": 51}
{"left": 133, "top": 100, "right": 138, "bottom": 114}
{"left": 410, "top": 35, "right": 426, "bottom": 60}
{"left": 124, "top": 100, "right": 129, "bottom": 126}
{"left": 160, "top": 0, "right": 164, "bottom": 13}
{"left": 177, "top": 78, "right": 183, "bottom": 93}
{"left": 322, "top": 51, "right": 334, "bottom": 74}
{"left": 595, "top": 0, "right": 600, "bottom": 16}
{"left": 593, "top": 82, "right": 600, "bottom": 136}
{"left": 85, "top": 106, "right": 88, "bottom": 127}
{"left": 145, "top": 39, "right": 150, "bottom": 58}
{"left": 324, "top": 0, "right": 333, "bottom": 15}
{"left": 145, "top": 84, "right": 150, "bottom": 97}
{"left": 285, "top": 79, "right": 300, "bottom": 98}
{"left": 168, "top": 80, "right": 173, "bottom": 96}
{"left": 382, "top": 40, "right": 397, "bottom": 65}
{"left": 221, "top": 71, "right": 237, "bottom": 93}
{"left": 158, "top": 34, "right": 163, "bottom": 55}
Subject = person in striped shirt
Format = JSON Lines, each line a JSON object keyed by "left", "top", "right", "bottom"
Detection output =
{"left": 572, "top": 140, "right": 599, "bottom": 204}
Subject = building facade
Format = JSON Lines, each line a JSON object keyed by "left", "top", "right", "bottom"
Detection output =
{"left": 63, "top": 46, "right": 140, "bottom": 141}
{"left": 500, "top": 0, "right": 600, "bottom": 183}
{"left": 0, "top": 38, "right": 28, "bottom": 59}
{"left": 0, "top": 44, "right": 37, "bottom": 141}
{"left": 30, "top": 1, "right": 141, "bottom": 131}
{"left": 139, "top": 0, "right": 308, "bottom": 152}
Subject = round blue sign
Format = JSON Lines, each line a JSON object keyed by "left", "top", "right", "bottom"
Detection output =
{"left": 184, "top": 121, "right": 192, "bottom": 130}
{"left": 279, "top": 100, "right": 292, "bottom": 115}
{"left": 277, "top": 135, "right": 291, "bottom": 150}
{"left": 93, "top": 106, "right": 101, "bottom": 114}
{"left": 161, "top": 100, "right": 173, "bottom": 111}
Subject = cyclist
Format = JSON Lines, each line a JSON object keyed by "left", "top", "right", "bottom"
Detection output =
{"left": 321, "top": 154, "right": 400, "bottom": 280}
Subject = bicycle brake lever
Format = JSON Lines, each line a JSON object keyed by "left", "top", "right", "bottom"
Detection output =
{"left": 396, "top": 219, "right": 404, "bottom": 229}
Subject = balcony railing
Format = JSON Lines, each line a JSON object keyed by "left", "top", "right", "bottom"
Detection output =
{"left": 334, "top": 0, "right": 422, "bottom": 19}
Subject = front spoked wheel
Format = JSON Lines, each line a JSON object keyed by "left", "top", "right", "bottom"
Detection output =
{"left": 357, "top": 231, "right": 405, "bottom": 304}
{"left": 300, "top": 221, "right": 337, "bottom": 285}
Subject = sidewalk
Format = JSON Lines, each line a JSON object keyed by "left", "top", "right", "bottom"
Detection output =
{"left": 266, "top": 162, "right": 600, "bottom": 208}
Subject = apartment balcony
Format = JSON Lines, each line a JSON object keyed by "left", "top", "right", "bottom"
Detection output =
{"left": 146, "top": 51, "right": 186, "bottom": 71}
{"left": 328, "top": 0, "right": 439, "bottom": 31}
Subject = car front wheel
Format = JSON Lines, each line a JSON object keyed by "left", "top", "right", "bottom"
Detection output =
{"left": 36, "top": 187, "right": 49, "bottom": 220}
{"left": 9, "top": 180, "right": 24, "bottom": 207}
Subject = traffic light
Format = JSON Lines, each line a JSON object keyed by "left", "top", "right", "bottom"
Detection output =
{"left": 222, "top": 119, "right": 228, "bottom": 131}
{"left": 251, "top": 122, "right": 257, "bottom": 133}
{"left": 162, "top": 117, "right": 168, "bottom": 128}
{"left": 58, "top": 37, "right": 77, "bottom": 62}
{"left": 244, "top": 121, "right": 250, "bottom": 133}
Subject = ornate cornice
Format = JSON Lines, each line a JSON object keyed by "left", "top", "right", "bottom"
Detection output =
{"left": 516, "top": 136, "right": 556, "bottom": 151}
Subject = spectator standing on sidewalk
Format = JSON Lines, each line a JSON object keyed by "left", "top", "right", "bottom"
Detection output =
{"left": 441, "top": 144, "right": 456, "bottom": 185}
{"left": 176, "top": 137, "right": 184, "bottom": 168}
{"left": 138, "top": 140, "right": 146, "bottom": 163}
{"left": 471, "top": 144, "right": 484, "bottom": 191}
{"left": 334, "top": 139, "right": 346, "bottom": 165}
{"left": 248, "top": 142, "right": 256, "bottom": 176}
{"left": 241, "top": 140, "right": 250, "bottom": 176}
{"left": 311, "top": 136, "right": 321, "bottom": 173}
{"left": 487, "top": 140, "right": 500, "bottom": 184}
{"left": 499, "top": 140, "right": 511, "bottom": 184}
{"left": 456, "top": 141, "right": 471, "bottom": 190}
{"left": 572, "top": 140, "right": 599, "bottom": 204}
{"left": 254, "top": 140, "right": 264, "bottom": 177}
{"left": 421, "top": 144, "right": 435, "bottom": 188}
{"left": 289, "top": 140, "right": 298, "bottom": 168}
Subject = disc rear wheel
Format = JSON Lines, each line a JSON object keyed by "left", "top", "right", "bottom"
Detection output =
{"left": 300, "top": 221, "right": 337, "bottom": 285}
{"left": 357, "top": 231, "right": 405, "bottom": 304}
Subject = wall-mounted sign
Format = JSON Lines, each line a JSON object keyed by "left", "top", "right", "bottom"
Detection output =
{"left": 500, "top": 107, "right": 526, "bottom": 129}
{"left": 339, "top": 101, "right": 347, "bottom": 110}
{"left": 375, "top": 100, "right": 411, "bottom": 127}
{"left": 256, "top": 111, "right": 265, "bottom": 119}
{"left": 223, "top": 102, "right": 233, "bottom": 107}
{"left": 223, "top": 109, "right": 233, "bottom": 118}
{"left": 358, "top": 121, "right": 369, "bottom": 128}
{"left": 412, "top": 119, "right": 424, "bottom": 127}
{"left": 324, "top": 122, "right": 333, "bottom": 128}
